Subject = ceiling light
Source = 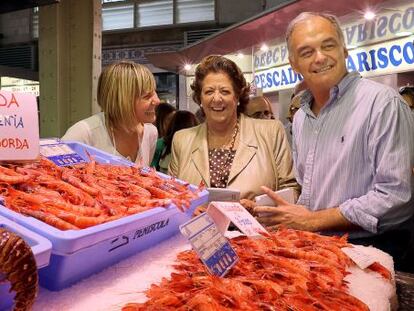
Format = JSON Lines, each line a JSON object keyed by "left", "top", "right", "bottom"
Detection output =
{"left": 183, "top": 64, "right": 192, "bottom": 71}
{"left": 237, "top": 53, "right": 244, "bottom": 58}
{"left": 364, "top": 11, "right": 376, "bottom": 20}
{"left": 260, "top": 44, "right": 269, "bottom": 52}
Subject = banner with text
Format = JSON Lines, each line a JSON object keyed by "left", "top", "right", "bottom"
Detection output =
{"left": 0, "top": 90, "right": 39, "bottom": 160}
{"left": 254, "top": 36, "right": 414, "bottom": 93}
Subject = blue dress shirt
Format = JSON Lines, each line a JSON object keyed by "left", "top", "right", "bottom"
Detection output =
{"left": 292, "top": 72, "right": 414, "bottom": 237}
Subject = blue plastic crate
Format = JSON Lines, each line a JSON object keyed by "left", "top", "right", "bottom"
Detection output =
{"left": 0, "top": 140, "right": 208, "bottom": 291}
{"left": 0, "top": 216, "right": 52, "bottom": 311}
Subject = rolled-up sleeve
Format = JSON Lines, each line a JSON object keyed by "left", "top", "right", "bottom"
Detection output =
{"left": 339, "top": 98, "right": 414, "bottom": 234}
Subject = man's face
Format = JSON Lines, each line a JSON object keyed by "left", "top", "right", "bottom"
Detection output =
{"left": 245, "top": 98, "right": 273, "bottom": 119}
{"left": 288, "top": 16, "right": 348, "bottom": 92}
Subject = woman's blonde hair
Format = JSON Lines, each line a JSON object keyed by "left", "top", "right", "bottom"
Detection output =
{"left": 97, "top": 60, "right": 156, "bottom": 132}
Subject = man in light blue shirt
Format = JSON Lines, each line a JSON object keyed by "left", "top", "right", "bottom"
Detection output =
{"left": 255, "top": 12, "right": 414, "bottom": 269}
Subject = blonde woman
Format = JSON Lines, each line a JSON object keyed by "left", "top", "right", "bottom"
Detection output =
{"left": 62, "top": 60, "right": 160, "bottom": 165}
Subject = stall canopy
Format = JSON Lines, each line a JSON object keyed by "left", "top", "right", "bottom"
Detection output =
{"left": 146, "top": 0, "right": 392, "bottom": 73}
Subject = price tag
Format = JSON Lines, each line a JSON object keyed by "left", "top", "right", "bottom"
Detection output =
{"left": 341, "top": 245, "right": 377, "bottom": 269}
{"left": 39, "top": 143, "right": 85, "bottom": 166}
{"left": 180, "top": 213, "right": 238, "bottom": 277}
{"left": 207, "top": 201, "right": 268, "bottom": 237}
{"left": 0, "top": 90, "right": 39, "bottom": 160}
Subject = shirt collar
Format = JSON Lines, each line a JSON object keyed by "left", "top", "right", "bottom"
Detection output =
{"left": 300, "top": 71, "right": 361, "bottom": 113}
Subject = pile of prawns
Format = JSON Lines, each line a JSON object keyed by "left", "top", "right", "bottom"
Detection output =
{"left": 0, "top": 158, "right": 198, "bottom": 230}
{"left": 124, "top": 228, "right": 392, "bottom": 311}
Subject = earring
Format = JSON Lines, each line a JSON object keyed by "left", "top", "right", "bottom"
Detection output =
{"left": 237, "top": 102, "right": 240, "bottom": 106}
{"left": 200, "top": 104, "right": 203, "bottom": 108}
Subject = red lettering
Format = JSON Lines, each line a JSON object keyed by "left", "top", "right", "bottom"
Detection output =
{"left": 21, "top": 139, "right": 29, "bottom": 149}
{"left": 8, "top": 138, "right": 15, "bottom": 148}
{"left": 8, "top": 93, "right": 19, "bottom": 108}
{"left": 0, "top": 138, "right": 29, "bottom": 149}
{"left": 0, "top": 93, "right": 7, "bottom": 107}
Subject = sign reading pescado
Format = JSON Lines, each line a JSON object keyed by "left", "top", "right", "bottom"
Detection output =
{"left": 0, "top": 90, "right": 39, "bottom": 160}
{"left": 255, "top": 36, "right": 414, "bottom": 92}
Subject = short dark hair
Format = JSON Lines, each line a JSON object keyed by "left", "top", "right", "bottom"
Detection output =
{"left": 162, "top": 110, "right": 199, "bottom": 159}
{"left": 399, "top": 85, "right": 414, "bottom": 96}
{"left": 155, "top": 103, "right": 176, "bottom": 137}
{"left": 191, "top": 55, "right": 250, "bottom": 114}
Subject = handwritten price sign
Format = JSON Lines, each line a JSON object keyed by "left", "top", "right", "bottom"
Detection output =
{"left": 0, "top": 90, "right": 39, "bottom": 160}
{"left": 207, "top": 202, "right": 268, "bottom": 237}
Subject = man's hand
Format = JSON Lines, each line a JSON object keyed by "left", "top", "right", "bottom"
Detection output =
{"left": 254, "top": 187, "right": 357, "bottom": 232}
{"left": 254, "top": 186, "right": 318, "bottom": 231}
{"left": 240, "top": 198, "right": 256, "bottom": 214}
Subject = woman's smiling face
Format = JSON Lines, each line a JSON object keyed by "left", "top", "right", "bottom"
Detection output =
{"left": 134, "top": 90, "right": 160, "bottom": 124}
{"left": 200, "top": 71, "right": 238, "bottom": 126}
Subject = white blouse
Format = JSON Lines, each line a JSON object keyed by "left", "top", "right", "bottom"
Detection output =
{"left": 62, "top": 112, "right": 158, "bottom": 166}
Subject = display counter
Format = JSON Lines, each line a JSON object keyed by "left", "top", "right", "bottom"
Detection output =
{"left": 32, "top": 234, "right": 190, "bottom": 310}
{"left": 27, "top": 231, "right": 408, "bottom": 311}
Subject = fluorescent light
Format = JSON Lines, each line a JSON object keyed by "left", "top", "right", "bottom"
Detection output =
{"left": 395, "top": 31, "right": 413, "bottom": 37}
{"left": 347, "top": 45, "right": 357, "bottom": 49}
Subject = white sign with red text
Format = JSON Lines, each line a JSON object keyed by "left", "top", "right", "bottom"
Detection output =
{"left": 0, "top": 90, "right": 39, "bottom": 160}
{"left": 207, "top": 201, "right": 268, "bottom": 237}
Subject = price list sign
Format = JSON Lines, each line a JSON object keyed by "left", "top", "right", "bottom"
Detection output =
{"left": 207, "top": 202, "right": 268, "bottom": 237}
{"left": 0, "top": 90, "right": 39, "bottom": 160}
{"left": 40, "top": 143, "right": 85, "bottom": 166}
{"left": 180, "top": 213, "right": 238, "bottom": 277}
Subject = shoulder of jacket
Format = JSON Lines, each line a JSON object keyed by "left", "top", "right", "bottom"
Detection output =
{"left": 243, "top": 115, "right": 283, "bottom": 132}
{"left": 174, "top": 124, "right": 202, "bottom": 139}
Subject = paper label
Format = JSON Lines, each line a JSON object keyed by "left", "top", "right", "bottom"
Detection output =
{"left": 0, "top": 90, "right": 39, "bottom": 160}
{"left": 341, "top": 245, "right": 377, "bottom": 269}
{"left": 180, "top": 213, "right": 238, "bottom": 277}
{"left": 207, "top": 201, "right": 268, "bottom": 237}
{"left": 255, "top": 188, "right": 296, "bottom": 206}
{"left": 39, "top": 143, "right": 85, "bottom": 166}
{"left": 40, "top": 138, "right": 61, "bottom": 146}
{"left": 207, "top": 187, "right": 240, "bottom": 202}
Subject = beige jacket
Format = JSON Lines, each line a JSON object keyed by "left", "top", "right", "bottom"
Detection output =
{"left": 169, "top": 114, "right": 299, "bottom": 200}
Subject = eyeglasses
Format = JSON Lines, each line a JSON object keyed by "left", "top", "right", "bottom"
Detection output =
{"left": 248, "top": 110, "right": 274, "bottom": 119}
{"left": 399, "top": 86, "right": 414, "bottom": 96}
